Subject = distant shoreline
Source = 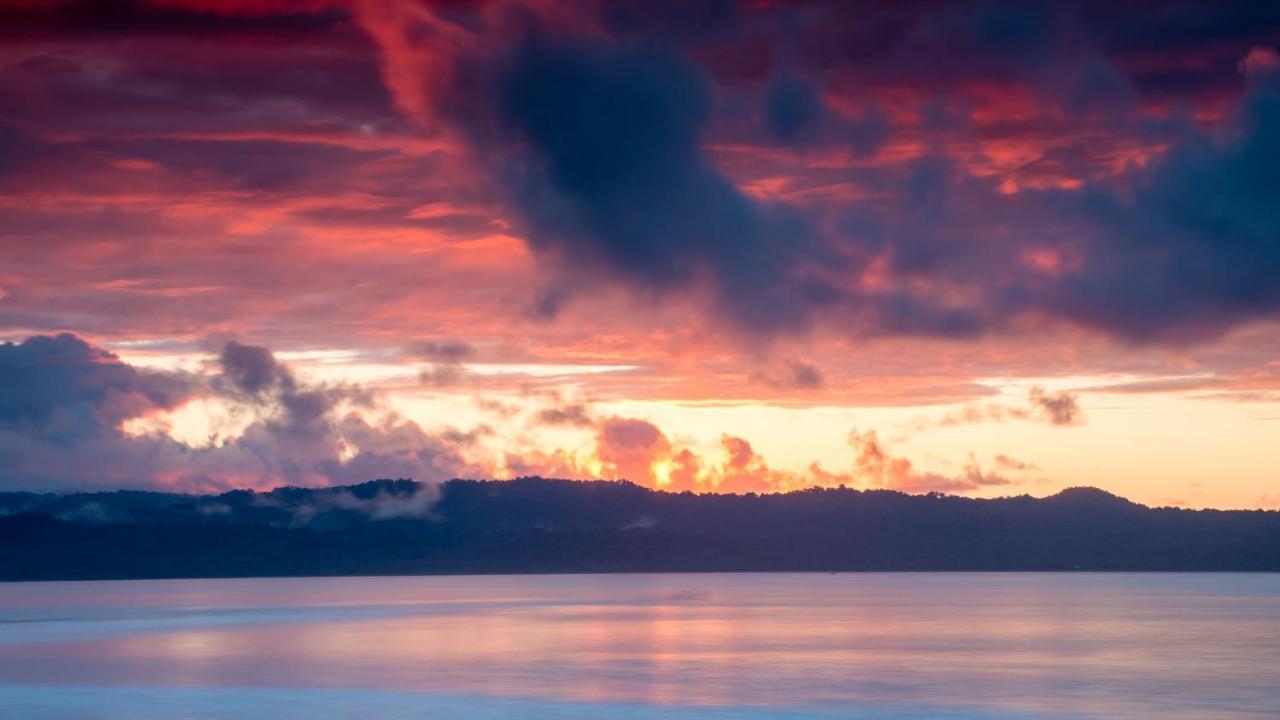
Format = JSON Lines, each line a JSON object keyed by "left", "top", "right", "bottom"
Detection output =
{"left": 4, "top": 478, "right": 1279, "bottom": 581}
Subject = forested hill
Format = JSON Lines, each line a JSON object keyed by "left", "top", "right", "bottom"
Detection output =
{"left": 2, "top": 478, "right": 1278, "bottom": 580}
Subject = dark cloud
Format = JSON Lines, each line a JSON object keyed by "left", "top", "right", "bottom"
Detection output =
{"left": 1028, "top": 386, "right": 1082, "bottom": 426}
{"left": 1084, "top": 2, "right": 1280, "bottom": 57}
{"left": 0, "top": 122, "right": 51, "bottom": 187}
{"left": 597, "top": 0, "right": 738, "bottom": 43}
{"left": 750, "top": 360, "right": 824, "bottom": 390}
{"left": 6, "top": 0, "right": 1280, "bottom": 363}
{"left": 565, "top": 6, "right": 1280, "bottom": 343}
{"left": 816, "top": 43, "right": 1280, "bottom": 344}
{"left": 419, "top": 363, "right": 470, "bottom": 387}
{"left": 0, "top": 123, "right": 24, "bottom": 176}
{"left": 0, "top": 334, "right": 479, "bottom": 492}
{"left": 764, "top": 73, "right": 825, "bottom": 145}
{"left": 791, "top": 362, "right": 823, "bottom": 388}
{"left": 536, "top": 403, "right": 594, "bottom": 427}
{"left": 848, "top": 103, "right": 890, "bottom": 157}
{"left": 409, "top": 338, "right": 476, "bottom": 388}
{"left": 405, "top": 339, "right": 474, "bottom": 362}
{"left": 1027, "top": 73, "right": 1280, "bottom": 342}
{"left": 219, "top": 340, "right": 289, "bottom": 396}
{"left": 0, "top": 333, "right": 193, "bottom": 441}
{"left": 457, "top": 30, "right": 844, "bottom": 336}
{"left": 443, "top": 12, "right": 1205, "bottom": 344}
{"left": 909, "top": 386, "right": 1084, "bottom": 431}
{"left": 217, "top": 340, "right": 387, "bottom": 448}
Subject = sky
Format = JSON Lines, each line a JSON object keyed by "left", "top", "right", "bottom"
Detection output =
{"left": 1, "top": 0, "right": 1279, "bottom": 509}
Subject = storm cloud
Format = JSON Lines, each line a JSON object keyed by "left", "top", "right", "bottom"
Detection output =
{"left": 454, "top": 29, "right": 845, "bottom": 336}
{"left": 5, "top": 1, "right": 1280, "bottom": 349}
{"left": 1027, "top": 67, "right": 1280, "bottom": 341}
{"left": 414, "top": 3, "right": 1280, "bottom": 344}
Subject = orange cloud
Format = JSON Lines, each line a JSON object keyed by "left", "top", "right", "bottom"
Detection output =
{"left": 849, "top": 429, "right": 1017, "bottom": 495}
{"left": 595, "top": 416, "right": 672, "bottom": 487}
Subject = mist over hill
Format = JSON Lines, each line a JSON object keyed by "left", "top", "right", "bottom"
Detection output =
{"left": 2, "top": 478, "right": 1278, "bottom": 580}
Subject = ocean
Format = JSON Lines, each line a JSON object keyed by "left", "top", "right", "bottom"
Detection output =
{"left": 1, "top": 573, "right": 1277, "bottom": 718}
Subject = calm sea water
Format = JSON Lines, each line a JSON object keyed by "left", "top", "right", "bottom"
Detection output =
{"left": 1, "top": 573, "right": 1278, "bottom": 719}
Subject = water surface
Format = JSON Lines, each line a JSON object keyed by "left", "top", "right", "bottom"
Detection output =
{"left": 1, "top": 573, "right": 1277, "bottom": 718}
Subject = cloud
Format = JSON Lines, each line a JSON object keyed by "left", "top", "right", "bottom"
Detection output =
{"left": 848, "top": 429, "right": 1014, "bottom": 494}
{"left": 6, "top": 0, "right": 1280, "bottom": 356}
{"left": 1240, "top": 46, "right": 1280, "bottom": 78}
{"left": 750, "top": 360, "right": 824, "bottom": 390}
{"left": 710, "top": 434, "right": 810, "bottom": 494}
{"left": 0, "top": 122, "right": 35, "bottom": 178}
{"left": 764, "top": 73, "right": 825, "bottom": 145}
{"left": 405, "top": 339, "right": 474, "bottom": 362}
{"left": 993, "top": 454, "right": 1039, "bottom": 473}
{"left": 0, "top": 333, "right": 194, "bottom": 441}
{"left": 1016, "top": 51, "right": 1280, "bottom": 342}
{"left": 219, "top": 340, "right": 290, "bottom": 396}
{"left": 554, "top": 411, "right": 1027, "bottom": 497}
{"left": 848, "top": 103, "right": 890, "bottom": 158}
{"left": 1075, "top": 376, "right": 1223, "bottom": 394}
{"left": 555, "top": 415, "right": 823, "bottom": 494}
{"left": 1028, "top": 385, "right": 1081, "bottom": 426}
{"left": 406, "top": 337, "right": 478, "bottom": 389}
{"left": 595, "top": 416, "right": 672, "bottom": 487}
{"left": 210, "top": 341, "right": 480, "bottom": 487}
{"left": 910, "top": 386, "right": 1084, "bottom": 431}
{"left": 6, "top": 4, "right": 1280, "bottom": 513}
{"left": 419, "top": 362, "right": 470, "bottom": 387}
{"left": 664, "top": 447, "right": 702, "bottom": 493}
{"left": 446, "top": 26, "right": 843, "bottom": 337}
{"left": 252, "top": 480, "right": 441, "bottom": 527}
{"left": 0, "top": 334, "right": 1049, "bottom": 499}
{"left": 535, "top": 402, "right": 593, "bottom": 427}
{"left": 0, "top": 333, "right": 481, "bottom": 492}
{"left": 424, "top": 7, "right": 1280, "bottom": 345}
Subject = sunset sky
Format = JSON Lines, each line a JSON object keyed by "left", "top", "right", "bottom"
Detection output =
{"left": 2, "top": 0, "right": 1279, "bottom": 509}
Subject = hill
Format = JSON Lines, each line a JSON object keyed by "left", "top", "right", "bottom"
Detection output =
{"left": 1, "top": 478, "right": 1278, "bottom": 580}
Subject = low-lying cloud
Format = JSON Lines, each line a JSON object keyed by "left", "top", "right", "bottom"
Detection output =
{"left": 516, "top": 410, "right": 1039, "bottom": 496}
{"left": 0, "top": 333, "right": 482, "bottom": 492}
{"left": 0, "top": 334, "right": 1048, "bottom": 499}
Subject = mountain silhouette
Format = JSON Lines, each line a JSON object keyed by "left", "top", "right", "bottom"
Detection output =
{"left": 1, "top": 478, "right": 1277, "bottom": 580}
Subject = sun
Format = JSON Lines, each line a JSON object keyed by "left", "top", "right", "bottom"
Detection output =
{"left": 650, "top": 459, "right": 674, "bottom": 488}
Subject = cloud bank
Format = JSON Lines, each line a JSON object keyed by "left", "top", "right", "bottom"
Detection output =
{"left": 0, "top": 333, "right": 1030, "bottom": 496}
{"left": 0, "top": 334, "right": 479, "bottom": 492}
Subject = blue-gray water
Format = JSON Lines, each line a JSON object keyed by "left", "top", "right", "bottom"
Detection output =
{"left": 1, "top": 573, "right": 1278, "bottom": 719}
